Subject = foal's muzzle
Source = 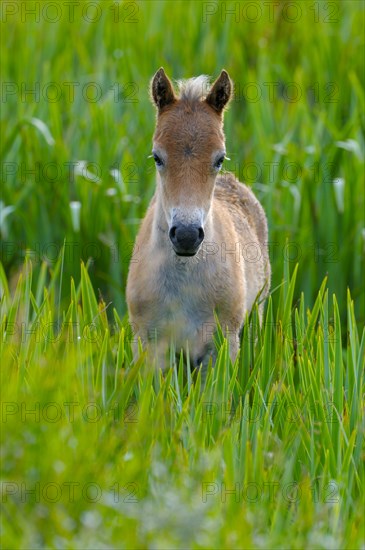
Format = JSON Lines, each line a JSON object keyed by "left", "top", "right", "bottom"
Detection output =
{"left": 169, "top": 224, "right": 205, "bottom": 256}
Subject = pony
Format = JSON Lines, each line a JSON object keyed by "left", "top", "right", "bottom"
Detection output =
{"left": 126, "top": 68, "right": 270, "bottom": 370}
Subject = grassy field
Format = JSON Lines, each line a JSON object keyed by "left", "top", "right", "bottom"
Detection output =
{"left": 1, "top": 0, "right": 364, "bottom": 548}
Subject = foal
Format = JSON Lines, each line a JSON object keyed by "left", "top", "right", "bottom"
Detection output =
{"left": 126, "top": 68, "right": 271, "bottom": 370}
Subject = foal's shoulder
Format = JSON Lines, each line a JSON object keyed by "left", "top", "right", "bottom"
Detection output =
{"left": 215, "top": 172, "right": 269, "bottom": 244}
{"left": 215, "top": 172, "right": 258, "bottom": 205}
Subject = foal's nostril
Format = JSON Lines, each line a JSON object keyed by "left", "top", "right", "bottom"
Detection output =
{"left": 169, "top": 226, "right": 177, "bottom": 241}
{"left": 198, "top": 227, "right": 204, "bottom": 242}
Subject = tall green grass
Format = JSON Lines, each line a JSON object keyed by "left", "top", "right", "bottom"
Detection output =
{"left": 1, "top": 256, "right": 364, "bottom": 548}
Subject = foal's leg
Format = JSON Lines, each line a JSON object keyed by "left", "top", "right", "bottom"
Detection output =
{"left": 220, "top": 319, "right": 241, "bottom": 365}
{"left": 128, "top": 317, "right": 169, "bottom": 370}
{"left": 148, "top": 339, "right": 168, "bottom": 371}
{"left": 194, "top": 319, "right": 241, "bottom": 369}
{"left": 228, "top": 331, "right": 240, "bottom": 364}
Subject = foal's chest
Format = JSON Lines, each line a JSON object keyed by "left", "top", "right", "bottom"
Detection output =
{"left": 148, "top": 259, "right": 215, "bottom": 340}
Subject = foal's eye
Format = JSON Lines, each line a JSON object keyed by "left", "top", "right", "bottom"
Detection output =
{"left": 214, "top": 155, "right": 225, "bottom": 171}
{"left": 153, "top": 153, "right": 164, "bottom": 167}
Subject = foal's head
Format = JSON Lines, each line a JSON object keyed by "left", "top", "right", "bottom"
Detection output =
{"left": 151, "top": 68, "right": 232, "bottom": 256}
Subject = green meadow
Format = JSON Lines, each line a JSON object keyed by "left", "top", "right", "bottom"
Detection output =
{"left": 1, "top": 1, "right": 364, "bottom": 548}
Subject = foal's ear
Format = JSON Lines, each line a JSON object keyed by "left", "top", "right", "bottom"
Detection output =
{"left": 205, "top": 70, "right": 232, "bottom": 114}
{"left": 151, "top": 68, "right": 176, "bottom": 111}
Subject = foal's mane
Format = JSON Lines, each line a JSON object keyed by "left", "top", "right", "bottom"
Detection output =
{"left": 176, "top": 76, "right": 211, "bottom": 102}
